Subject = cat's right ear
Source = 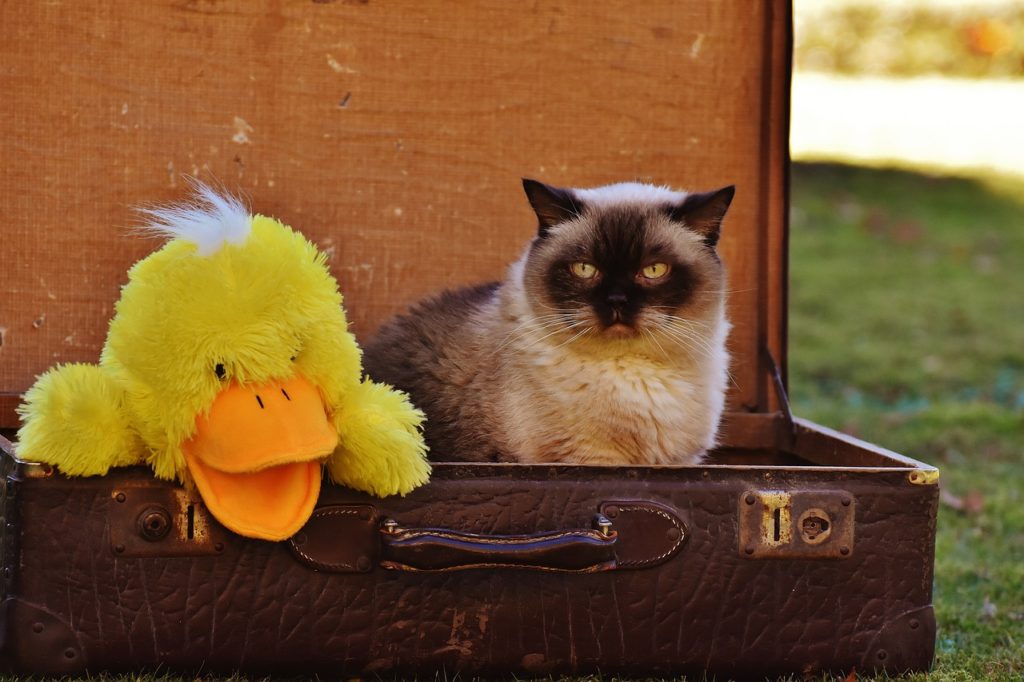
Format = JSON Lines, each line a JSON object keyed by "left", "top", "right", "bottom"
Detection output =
{"left": 522, "top": 178, "right": 582, "bottom": 238}
{"left": 668, "top": 185, "right": 736, "bottom": 249}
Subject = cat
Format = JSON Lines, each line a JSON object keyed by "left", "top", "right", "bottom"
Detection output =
{"left": 362, "top": 178, "right": 734, "bottom": 465}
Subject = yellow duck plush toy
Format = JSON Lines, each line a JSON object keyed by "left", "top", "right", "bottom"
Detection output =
{"left": 17, "top": 185, "right": 430, "bottom": 541}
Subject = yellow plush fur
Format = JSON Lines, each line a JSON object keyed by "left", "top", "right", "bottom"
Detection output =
{"left": 17, "top": 201, "right": 430, "bottom": 498}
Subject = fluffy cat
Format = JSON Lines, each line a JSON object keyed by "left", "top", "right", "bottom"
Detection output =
{"left": 362, "top": 178, "right": 734, "bottom": 465}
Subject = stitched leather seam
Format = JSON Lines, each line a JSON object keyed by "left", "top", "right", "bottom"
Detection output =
{"left": 614, "top": 504, "right": 685, "bottom": 567}
{"left": 291, "top": 508, "right": 364, "bottom": 571}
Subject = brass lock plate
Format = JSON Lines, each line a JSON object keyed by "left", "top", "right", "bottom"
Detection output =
{"left": 738, "top": 490, "right": 855, "bottom": 559}
{"left": 109, "top": 485, "right": 228, "bottom": 558}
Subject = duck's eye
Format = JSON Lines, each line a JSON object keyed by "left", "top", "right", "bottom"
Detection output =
{"left": 641, "top": 263, "right": 670, "bottom": 279}
{"left": 214, "top": 363, "right": 227, "bottom": 380}
{"left": 570, "top": 262, "right": 598, "bottom": 279}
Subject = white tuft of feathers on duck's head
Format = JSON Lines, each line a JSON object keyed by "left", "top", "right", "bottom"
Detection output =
{"left": 138, "top": 181, "right": 251, "bottom": 256}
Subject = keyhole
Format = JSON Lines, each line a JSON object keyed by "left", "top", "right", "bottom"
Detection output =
{"left": 798, "top": 508, "right": 833, "bottom": 545}
{"left": 137, "top": 507, "right": 172, "bottom": 541}
{"left": 186, "top": 503, "right": 195, "bottom": 540}
{"left": 802, "top": 516, "right": 829, "bottom": 539}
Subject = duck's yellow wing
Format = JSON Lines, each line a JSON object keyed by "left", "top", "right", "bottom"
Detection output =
{"left": 327, "top": 379, "right": 430, "bottom": 497}
{"left": 16, "top": 363, "right": 144, "bottom": 475}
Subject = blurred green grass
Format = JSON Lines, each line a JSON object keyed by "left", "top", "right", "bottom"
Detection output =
{"left": 789, "top": 162, "right": 1024, "bottom": 680}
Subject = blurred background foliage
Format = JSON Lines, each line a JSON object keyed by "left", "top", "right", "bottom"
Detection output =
{"left": 796, "top": 1, "right": 1024, "bottom": 78}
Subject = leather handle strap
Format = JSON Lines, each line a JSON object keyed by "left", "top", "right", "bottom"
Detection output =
{"left": 379, "top": 518, "right": 616, "bottom": 573}
{"left": 288, "top": 501, "right": 686, "bottom": 574}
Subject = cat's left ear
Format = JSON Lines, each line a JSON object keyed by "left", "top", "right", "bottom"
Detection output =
{"left": 522, "top": 178, "right": 583, "bottom": 238}
{"left": 669, "top": 185, "right": 736, "bottom": 249}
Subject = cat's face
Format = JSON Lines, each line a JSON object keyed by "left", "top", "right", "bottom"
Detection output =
{"left": 520, "top": 180, "right": 734, "bottom": 348}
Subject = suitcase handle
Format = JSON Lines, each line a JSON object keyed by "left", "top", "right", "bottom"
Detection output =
{"left": 377, "top": 515, "right": 617, "bottom": 572}
{"left": 289, "top": 501, "right": 687, "bottom": 573}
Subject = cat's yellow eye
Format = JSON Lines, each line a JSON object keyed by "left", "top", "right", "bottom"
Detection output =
{"left": 570, "top": 262, "right": 598, "bottom": 279}
{"left": 641, "top": 263, "right": 670, "bottom": 279}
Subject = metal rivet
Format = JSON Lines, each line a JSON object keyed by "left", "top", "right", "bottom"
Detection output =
{"left": 604, "top": 505, "right": 619, "bottom": 519}
{"left": 842, "top": 497, "right": 852, "bottom": 507}
{"left": 876, "top": 649, "right": 888, "bottom": 661}
{"left": 744, "top": 545, "right": 755, "bottom": 555}
{"left": 383, "top": 519, "right": 400, "bottom": 534}
{"left": 701, "top": 470, "right": 710, "bottom": 478}
{"left": 356, "top": 556, "right": 372, "bottom": 572}
{"left": 2, "top": 567, "right": 11, "bottom": 579}
{"left": 32, "top": 622, "right": 44, "bottom": 634}
{"left": 910, "top": 619, "right": 920, "bottom": 630}
{"left": 763, "top": 472, "right": 773, "bottom": 481}
{"left": 840, "top": 546, "right": 851, "bottom": 556}
{"left": 115, "top": 492, "right": 126, "bottom": 503}
{"left": 745, "top": 494, "right": 756, "bottom": 505}
{"left": 666, "top": 527, "right": 681, "bottom": 541}
{"left": 114, "top": 544, "right": 125, "bottom": 554}
{"left": 595, "top": 514, "right": 613, "bottom": 537}
{"left": 214, "top": 542, "right": 224, "bottom": 553}
{"left": 64, "top": 648, "right": 76, "bottom": 659}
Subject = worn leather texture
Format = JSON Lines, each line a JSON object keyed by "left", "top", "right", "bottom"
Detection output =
{"left": 0, "top": 463, "right": 938, "bottom": 678}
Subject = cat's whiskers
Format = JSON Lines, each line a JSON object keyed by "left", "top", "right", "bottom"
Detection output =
{"left": 663, "top": 319, "right": 720, "bottom": 342}
{"left": 495, "top": 318, "right": 569, "bottom": 353}
{"left": 652, "top": 317, "right": 717, "bottom": 358}
{"left": 657, "top": 328, "right": 711, "bottom": 360}
{"left": 647, "top": 310, "right": 711, "bottom": 335}
{"left": 654, "top": 309, "right": 715, "bottom": 323}
{"left": 549, "top": 325, "right": 595, "bottom": 352}
{"left": 654, "top": 317, "right": 740, "bottom": 389}
{"left": 642, "top": 328, "right": 672, "bottom": 361}
{"left": 496, "top": 312, "right": 573, "bottom": 336}
{"left": 499, "top": 316, "right": 592, "bottom": 354}
{"left": 663, "top": 324, "right": 717, "bottom": 356}
{"left": 513, "top": 322, "right": 590, "bottom": 353}
{"left": 645, "top": 308, "right": 716, "bottom": 330}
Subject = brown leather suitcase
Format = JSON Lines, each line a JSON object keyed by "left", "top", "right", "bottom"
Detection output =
{"left": 0, "top": 0, "right": 939, "bottom": 678}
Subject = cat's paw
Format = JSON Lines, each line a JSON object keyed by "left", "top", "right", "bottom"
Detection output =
{"left": 16, "top": 363, "right": 143, "bottom": 475}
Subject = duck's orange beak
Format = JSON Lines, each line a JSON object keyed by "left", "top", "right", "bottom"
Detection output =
{"left": 182, "top": 375, "right": 338, "bottom": 541}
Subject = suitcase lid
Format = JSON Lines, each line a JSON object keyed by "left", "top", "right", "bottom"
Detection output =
{"left": 0, "top": 1, "right": 790, "bottom": 427}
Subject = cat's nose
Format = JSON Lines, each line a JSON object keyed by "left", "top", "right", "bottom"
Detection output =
{"left": 606, "top": 290, "right": 628, "bottom": 307}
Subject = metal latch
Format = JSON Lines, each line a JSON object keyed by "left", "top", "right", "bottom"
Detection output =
{"left": 109, "top": 486, "right": 228, "bottom": 558}
{"left": 739, "top": 490, "right": 854, "bottom": 559}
